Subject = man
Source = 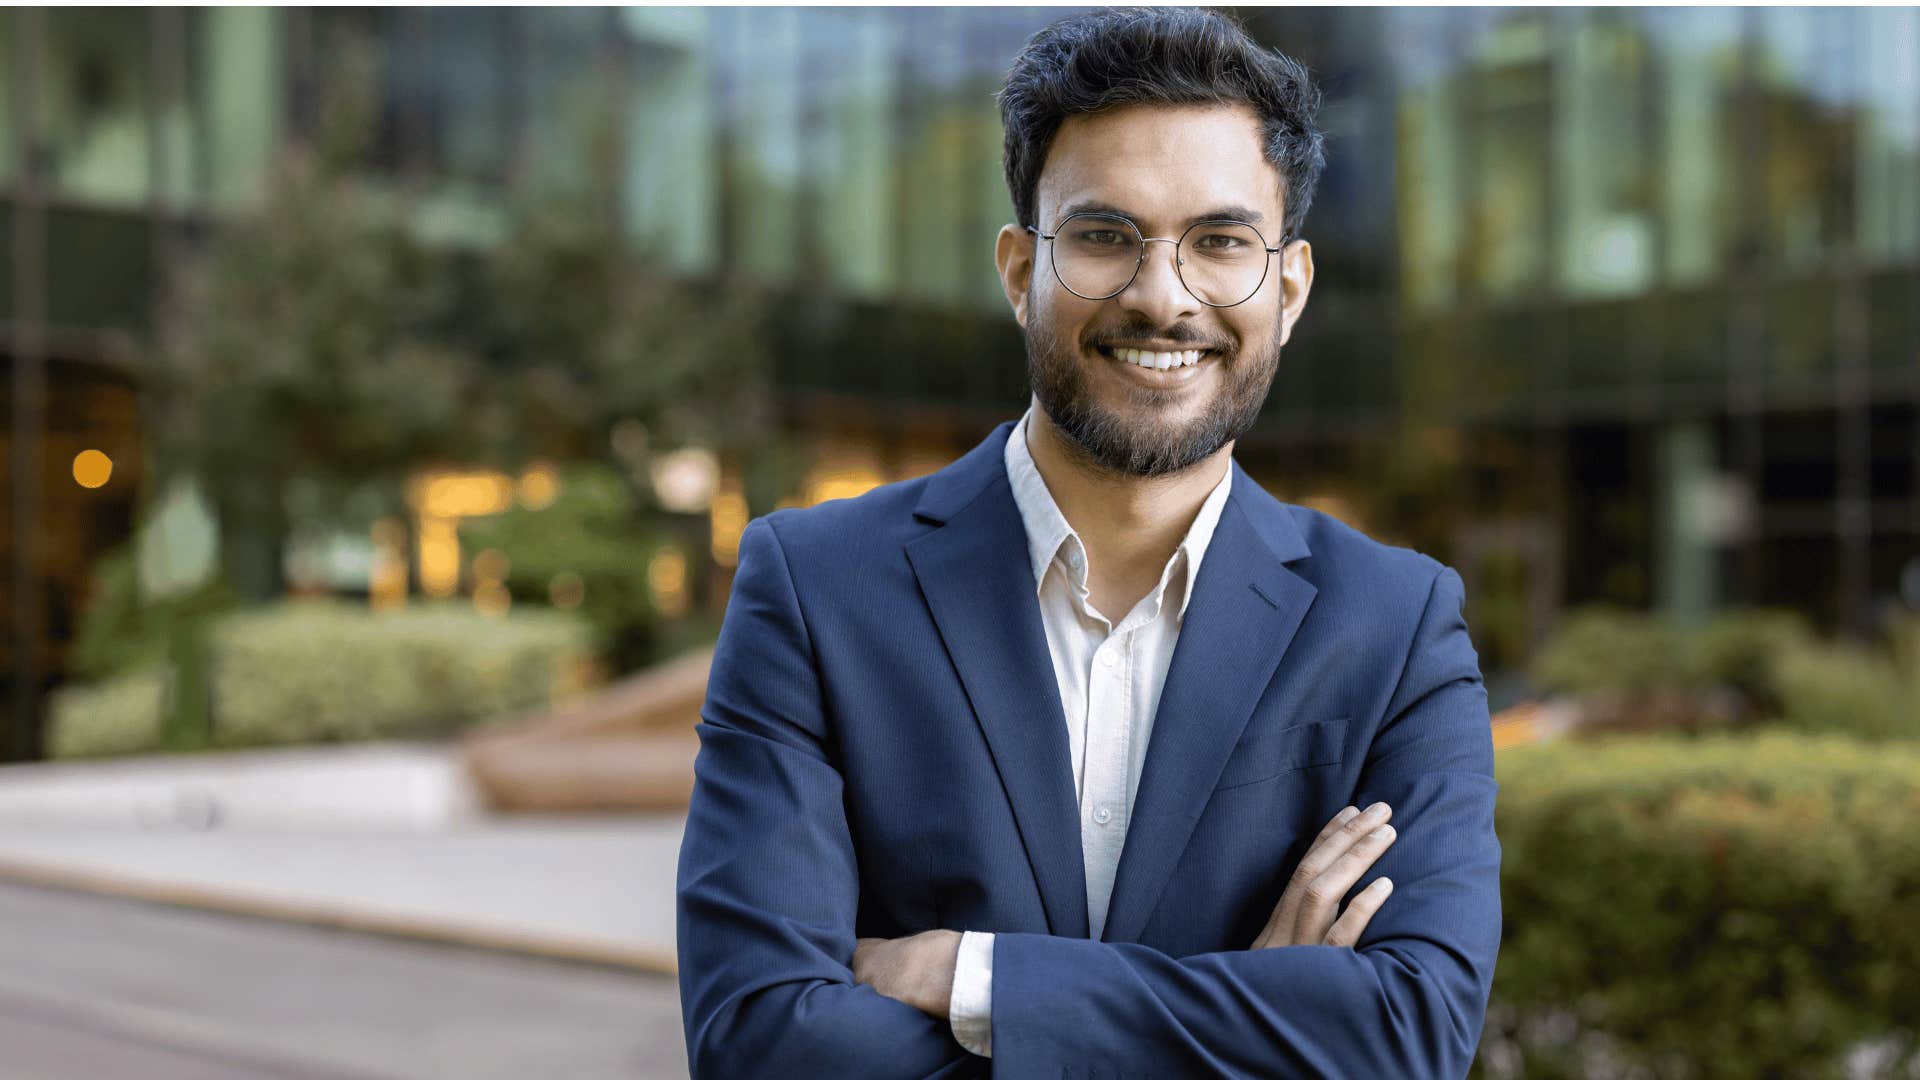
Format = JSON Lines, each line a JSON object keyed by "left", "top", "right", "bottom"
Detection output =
{"left": 677, "top": 9, "right": 1501, "bottom": 1078}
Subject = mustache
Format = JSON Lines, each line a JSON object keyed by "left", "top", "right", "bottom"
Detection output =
{"left": 1088, "top": 339, "right": 1228, "bottom": 353}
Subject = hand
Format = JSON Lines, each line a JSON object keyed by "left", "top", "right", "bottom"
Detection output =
{"left": 852, "top": 928, "right": 962, "bottom": 1019}
{"left": 1250, "top": 802, "right": 1397, "bottom": 949}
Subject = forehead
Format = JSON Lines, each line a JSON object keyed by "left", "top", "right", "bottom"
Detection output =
{"left": 1037, "top": 102, "right": 1285, "bottom": 230}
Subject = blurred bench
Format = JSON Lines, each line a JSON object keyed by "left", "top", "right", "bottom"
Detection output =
{"left": 459, "top": 647, "right": 710, "bottom": 813}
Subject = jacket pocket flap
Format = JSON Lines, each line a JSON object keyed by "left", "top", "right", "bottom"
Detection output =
{"left": 1213, "top": 716, "right": 1349, "bottom": 790}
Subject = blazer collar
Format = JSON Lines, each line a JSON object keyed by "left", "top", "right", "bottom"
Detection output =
{"left": 906, "top": 418, "right": 1318, "bottom": 942}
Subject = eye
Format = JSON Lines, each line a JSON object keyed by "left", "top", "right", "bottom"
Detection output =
{"left": 1195, "top": 233, "right": 1248, "bottom": 250}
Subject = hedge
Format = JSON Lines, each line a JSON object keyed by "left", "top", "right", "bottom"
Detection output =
{"left": 46, "top": 599, "right": 592, "bottom": 758}
{"left": 1532, "top": 608, "right": 1917, "bottom": 742}
{"left": 45, "top": 667, "right": 170, "bottom": 759}
{"left": 1476, "top": 731, "right": 1920, "bottom": 1079}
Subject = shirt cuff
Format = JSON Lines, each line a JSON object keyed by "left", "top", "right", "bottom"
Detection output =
{"left": 948, "top": 930, "right": 994, "bottom": 1057}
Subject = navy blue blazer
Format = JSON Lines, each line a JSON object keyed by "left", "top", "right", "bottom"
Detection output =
{"left": 677, "top": 420, "right": 1502, "bottom": 1079}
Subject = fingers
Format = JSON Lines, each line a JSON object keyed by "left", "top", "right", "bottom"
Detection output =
{"left": 1296, "top": 817, "right": 1396, "bottom": 945}
{"left": 1274, "top": 803, "right": 1392, "bottom": 931}
{"left": 1321, "top": 876, "right": 1392, "bottom": 948}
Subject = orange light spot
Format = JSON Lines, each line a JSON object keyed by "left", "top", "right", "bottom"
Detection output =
{"left": 73, "top": 450, "right": 114, "bottom": 489}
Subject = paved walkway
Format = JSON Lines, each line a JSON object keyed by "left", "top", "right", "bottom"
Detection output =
{"left": 0, "top": 743, "right": 688, "bottom": 971}
{"left": 0, "top": 809, "right": 686, "bottom": 973}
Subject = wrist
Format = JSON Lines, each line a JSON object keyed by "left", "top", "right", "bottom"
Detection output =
{"left": 925, "top": 928, "right": 962, "bottom": 1018}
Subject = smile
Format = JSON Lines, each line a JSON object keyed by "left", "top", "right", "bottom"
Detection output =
{"left": 1094, "top": 344, "right": 1210, "bottom": 370}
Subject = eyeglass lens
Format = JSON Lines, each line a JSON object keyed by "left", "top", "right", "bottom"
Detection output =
{"left": 1051, "top": 213, "right": 1269, "bottom": 306}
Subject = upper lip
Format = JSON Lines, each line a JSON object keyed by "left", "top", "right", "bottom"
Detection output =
{"left": 1098, "top": 342, "right": 1213, "bottom": 353}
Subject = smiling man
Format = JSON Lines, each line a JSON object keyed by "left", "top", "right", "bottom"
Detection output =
{"left": 676, "top": 9, "right": 1503, "bottom": 1079}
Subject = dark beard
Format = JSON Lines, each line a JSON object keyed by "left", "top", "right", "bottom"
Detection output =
{"left": 1024, "top": 307, "right": 1280, "bottom": 478}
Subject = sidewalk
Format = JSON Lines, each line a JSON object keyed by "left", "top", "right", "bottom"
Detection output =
{"left": 0, "top": 745, "right": 686, "bottom": 974}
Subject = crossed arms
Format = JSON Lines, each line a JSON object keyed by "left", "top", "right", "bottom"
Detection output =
{"left": 676, "top": 516, "right": 1502, "bottom": 1079}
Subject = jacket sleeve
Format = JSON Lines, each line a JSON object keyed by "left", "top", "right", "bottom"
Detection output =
{"left": 985, "top": 566, "right": 1502, "bottom": 1080}
{"left": 676, "top": 516, "right": 981, "bottom": 1079}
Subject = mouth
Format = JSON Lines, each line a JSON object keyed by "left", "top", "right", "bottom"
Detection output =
{"left": 1091, "top": 343, "right": 1219, "bottom": 384}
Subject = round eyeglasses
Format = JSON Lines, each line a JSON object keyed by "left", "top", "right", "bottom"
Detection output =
{"left": 1025, "top": 212, "right": 1291, "bottom": 308}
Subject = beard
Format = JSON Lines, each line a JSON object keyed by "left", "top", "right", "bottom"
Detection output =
{"left": 1024, "top": 301, "right": 1281, "bottom": 479}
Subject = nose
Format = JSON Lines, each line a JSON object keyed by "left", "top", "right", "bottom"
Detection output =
{"left": 1118, "top": 236, "right": 1202, "bottom": 320}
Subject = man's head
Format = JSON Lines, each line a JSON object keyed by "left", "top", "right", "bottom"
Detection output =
{"left": 993, "top": 8, "right": 1323, "bottom": 478}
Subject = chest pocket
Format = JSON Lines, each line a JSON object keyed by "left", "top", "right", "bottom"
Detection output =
{"left": 1212, "top": 715, "right": 1349, "bottom": 790}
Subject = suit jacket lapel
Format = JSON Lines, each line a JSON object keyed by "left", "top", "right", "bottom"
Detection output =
{"left": 1100, "top": 463, "right": 1318, "bottom": 944}
{"left": 905, "top": 423, "right": 1091, "bottom": 939}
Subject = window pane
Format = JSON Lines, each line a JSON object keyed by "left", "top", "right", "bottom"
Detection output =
{"left": 1654, "top": 8, "right": 1742, "bottom": 286}
{"left": 1470, "top": 14, "right": 1550, "bottom": 301}
{"left": 0, "top": 10, "right": 13, "bottom": 183}
{"left": 622, "top": 7, "right": 720, "bottom": 276}
{"left": 724, "top": 6, "right": 801, "bottom": 284}
{"left": 1397, "top": 80, "right": 1464, "bottom": 314}
{"left": 201, "top": 7, "right": 278, "bottom": 210}
{"left": 815, "top": 10, "right": 896, "bottom": 298}
{"left": 1555, "top": 11, "right": 1655, "bottom": 299}
{"left": 1855, "top": 7, "right": 1920, "bottom": 263}
{"left": 41, "top": 8, "right": 151, "bottom": 206}
{"left": 897, "top": 9, "right": 971, "bottom": 305}
{"left": 47, "top": 207, "right": 152, "bottom": 330}
{"left": 1760, "top": 7, "right": 1859, "bottom": 267}
{"left": 526, "top": 8, "right": 610, "bottom": 197}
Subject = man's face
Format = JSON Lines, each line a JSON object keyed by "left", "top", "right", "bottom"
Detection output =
{"left": 995, "top": 102, "right": 1314, "bottom": 478}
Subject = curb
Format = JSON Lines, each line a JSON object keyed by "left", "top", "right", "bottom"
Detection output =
{"left": 0, "top": 854, "right": 679, "bottom": 978}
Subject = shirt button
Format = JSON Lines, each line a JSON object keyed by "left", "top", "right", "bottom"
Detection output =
{"left": 1093, "top": 805, "right": 1112, "bottom": 825}
{"left": 1100, "top": 650, "right": 1117, "bottom": 669}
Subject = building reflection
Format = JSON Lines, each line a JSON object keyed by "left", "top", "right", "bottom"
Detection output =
{"left": 3, "top": 7, "right": 1916, "bottom": 753}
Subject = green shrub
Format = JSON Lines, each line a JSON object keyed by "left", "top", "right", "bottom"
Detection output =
{"left": 1775, "top": 638, "right": 1920, "bottom": 743}
{"left": 68, "top": 544, "right": 236, "bottom": 682}
{"left": 45, "top": 667, "right": 169, "bottom": 759}
{"left": 458, "top": 462, "right": 669, "bottom": 672}
{"left": 1532, "top": 607, "right": 1917, "bottom": 743}
{"left": 1531, "top": 606, "right": 1688, "bottom": 698}
{"left": 1683, "top": 609, "right": 1816, "bottom": 707}
{"left": 1477, "top": 732, "right": 1920, "bottom": 1079}
{"left": 207, "top": 599, "right": 592, "bottom": 748}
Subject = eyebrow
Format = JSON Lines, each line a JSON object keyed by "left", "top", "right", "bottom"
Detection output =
{"left": 1056, "top": 199, "right": 1268, "bottom": 229}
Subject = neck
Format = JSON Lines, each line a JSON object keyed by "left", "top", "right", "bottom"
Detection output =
{"left": 1023, "top": 398, "right": 1230, "bottom": 579}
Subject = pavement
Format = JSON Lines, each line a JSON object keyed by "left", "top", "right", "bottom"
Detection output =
{"left": 0, "top": 880, "right": 688, "bottom": 1079}
{"left": 0, "top": 744, "right": 687, "bottom": 975}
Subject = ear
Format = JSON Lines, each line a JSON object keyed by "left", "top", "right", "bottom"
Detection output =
{"left": 995, "top": 224, "right": 1036, "bottom": 330}
{"left": 1275, "top": 238, "right": 1314, "bottom": 347}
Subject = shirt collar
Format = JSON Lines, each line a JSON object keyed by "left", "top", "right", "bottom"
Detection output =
{"left": 1002, "top": 404, "right": 1234, "bottom": 623}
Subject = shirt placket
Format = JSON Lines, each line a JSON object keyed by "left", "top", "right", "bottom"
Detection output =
{"left": 1082, "top": 625, "right": 1131, "bottom": 938}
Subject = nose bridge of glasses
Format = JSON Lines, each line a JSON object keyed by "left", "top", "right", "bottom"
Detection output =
{"left": 1136, "top": 234, "right": 1185, "bottom": 277}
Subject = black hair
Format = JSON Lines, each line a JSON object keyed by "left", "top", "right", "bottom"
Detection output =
{"left": 996, "top": 7, "right": 1326, "bottom": 242}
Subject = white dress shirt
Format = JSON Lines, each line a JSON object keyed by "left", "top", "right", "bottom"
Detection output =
{"left": 946, "top": 405, "right": 1234, "bottom": 1058}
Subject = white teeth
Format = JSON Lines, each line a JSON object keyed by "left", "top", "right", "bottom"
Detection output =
{"left": 1112, "top": 347, "right": 1204, "bottom": 370}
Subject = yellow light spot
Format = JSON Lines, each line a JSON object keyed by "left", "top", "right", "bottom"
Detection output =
{"left": 412, "top": 471, "right": 514, "bottom": 518}
{"left": 369, "top": 516, "right": 410, "bottom": 612}
{"left": 474, "top": 578, "right": 512, "bottom": 617}
{"left": 418, "top": 517, "right": 462, "bottom": 598}
{"left": 804, "top": 467, "right": 884, "bottom": 506}
{"left": 72, "top": 450, "right": 113, "bottom": 489}
{"left": 710, "top": 488, "right": 749, "bottom": 568}
{"left": 518, "top": 462, "right": 559, "bottom": 510}
{"left": 549, "top": 571, "right": 586, "bottom": 610}
{"left": 647, "top": 547, "right": 689, "bottom": 619}
{"left": 473, "top": 548, "right": 510, "bottom": 582}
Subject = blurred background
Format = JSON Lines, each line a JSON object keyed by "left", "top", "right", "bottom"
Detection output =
{"left": 0, "top": 7, "right": 1915, "bottom": 1079}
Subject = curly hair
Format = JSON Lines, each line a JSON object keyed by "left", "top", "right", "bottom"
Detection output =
{"left": 996, "top": 7, "right": 1326, "bottom": 242}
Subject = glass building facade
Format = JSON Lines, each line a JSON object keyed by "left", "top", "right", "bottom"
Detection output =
{"left": 4, "top": 8, "right": 1917, "bottom": 740}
